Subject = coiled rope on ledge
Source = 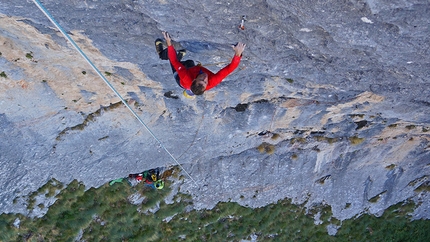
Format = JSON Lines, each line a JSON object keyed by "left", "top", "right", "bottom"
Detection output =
{"left": 31, "top": 0, "right": 198, "bottom": 187}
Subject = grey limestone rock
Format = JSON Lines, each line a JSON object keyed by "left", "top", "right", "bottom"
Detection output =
{"left": 0, "top": 0, "right": 429, "bottom": 222}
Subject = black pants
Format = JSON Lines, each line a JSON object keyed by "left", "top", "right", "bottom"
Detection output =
{"left": 159, "top": 48, "right": 195, "bottom": 88}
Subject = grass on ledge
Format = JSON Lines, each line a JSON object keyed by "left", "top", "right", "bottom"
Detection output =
{"left": 0, "top": 172, "right": 429, "bottom": 241}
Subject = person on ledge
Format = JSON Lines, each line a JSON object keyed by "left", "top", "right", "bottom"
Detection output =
{"left": 155, "top": 31, "right": 246, "bottom": 97}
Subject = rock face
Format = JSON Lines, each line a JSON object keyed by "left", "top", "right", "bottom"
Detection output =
{"left": 1, "top": 0, "right": 429, "bottom": 221}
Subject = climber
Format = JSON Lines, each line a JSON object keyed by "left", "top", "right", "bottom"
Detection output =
{"left": 155, "top": 31, "right": 246, "bottom": 97}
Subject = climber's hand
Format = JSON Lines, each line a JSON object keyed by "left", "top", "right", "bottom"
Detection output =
{"left": 162, "top": 31, "right": 172, "bottom": 46}
{"left": 233, "top": 42, "right": 246, "bottom": 56}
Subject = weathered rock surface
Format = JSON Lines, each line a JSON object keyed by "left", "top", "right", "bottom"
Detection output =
{"left": 1, "top": 0, "right": 429, "bottom": 221}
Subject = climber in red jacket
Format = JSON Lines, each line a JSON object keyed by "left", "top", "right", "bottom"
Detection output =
{"left": 155, "top": 31, "right": 246, "bottom": 97}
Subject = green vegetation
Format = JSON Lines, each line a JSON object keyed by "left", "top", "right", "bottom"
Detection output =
{"left": 26, "top": 178, "right": 62, "bottom": 211}
{"left": 338, "top": 200, "right": 429, "bottom": 241}
{"left": 82, "top": 71, "right": 87, "bottom": 75}
{"left": 0, "top": 172, "right": 429, "bottom": 241}
{"left": 414, "top": 182, "right": 430, "bottom": 192}
{"left": 316, "top": 175, "right": 331, "bottom": 184}
{"left": 291, "top": 137, "right": 307, "bottom": 144}
{"left": 257, "top": 142, "right": 275, "bottom": 154}
{"left": 368, "top": 191, "right": 386, "bottom": 203}
{"left": 25, "top": 52, "right": 33, "bottom": 59}
{"left": 0, "top": 177, "right": 177, "bottom": 241}
{"left": 286, "top": 78, "right": 294, "bottom": 83}
{"left": 385, "top": 164, "right": 396, "bottom": 170}
{"left": 313, "top": 136, "right": 339, "bottom": 144}
{"left": 349, "top": 136, "right": 365, "bottom": 145}
{"left": 0, "top": 71, "right": 7, "bottom": 78}
{"left": 271, "top": 133, "right": 280, "bottom": 140}
{"left": 104, "top": 71, "right": 112, "bottom": 76}
{"left": 349, "top": 114, "right": 365, "bottom": 119}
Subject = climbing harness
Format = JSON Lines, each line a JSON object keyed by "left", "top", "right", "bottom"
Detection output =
{"left": 183, "top": 89, "right": 195, "bottom": 99}
{"left": 31, "top": 0, "right": 198, "bottom": 187}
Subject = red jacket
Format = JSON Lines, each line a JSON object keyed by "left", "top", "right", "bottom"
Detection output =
{"left": 167, "top": 45, "right": 241, "bottom": 90}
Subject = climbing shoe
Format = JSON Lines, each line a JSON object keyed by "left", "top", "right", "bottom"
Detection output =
{"left": 177, "top": 49, "right": 186, "bottom": 61}
{"left": 155, "top": 38, "right": 167, "bottom": 60}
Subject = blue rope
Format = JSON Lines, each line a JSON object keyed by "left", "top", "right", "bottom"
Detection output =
{"left": 31, "top": 0, "right": 198, "bottom": 187}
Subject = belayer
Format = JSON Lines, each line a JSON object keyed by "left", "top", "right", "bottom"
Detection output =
{"left": 156, "top": 31, "right": 246, "bottom": 97}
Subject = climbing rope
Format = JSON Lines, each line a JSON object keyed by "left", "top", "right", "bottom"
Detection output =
{"left": 31, "top": 0, "right": 198, "bottom": 187}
